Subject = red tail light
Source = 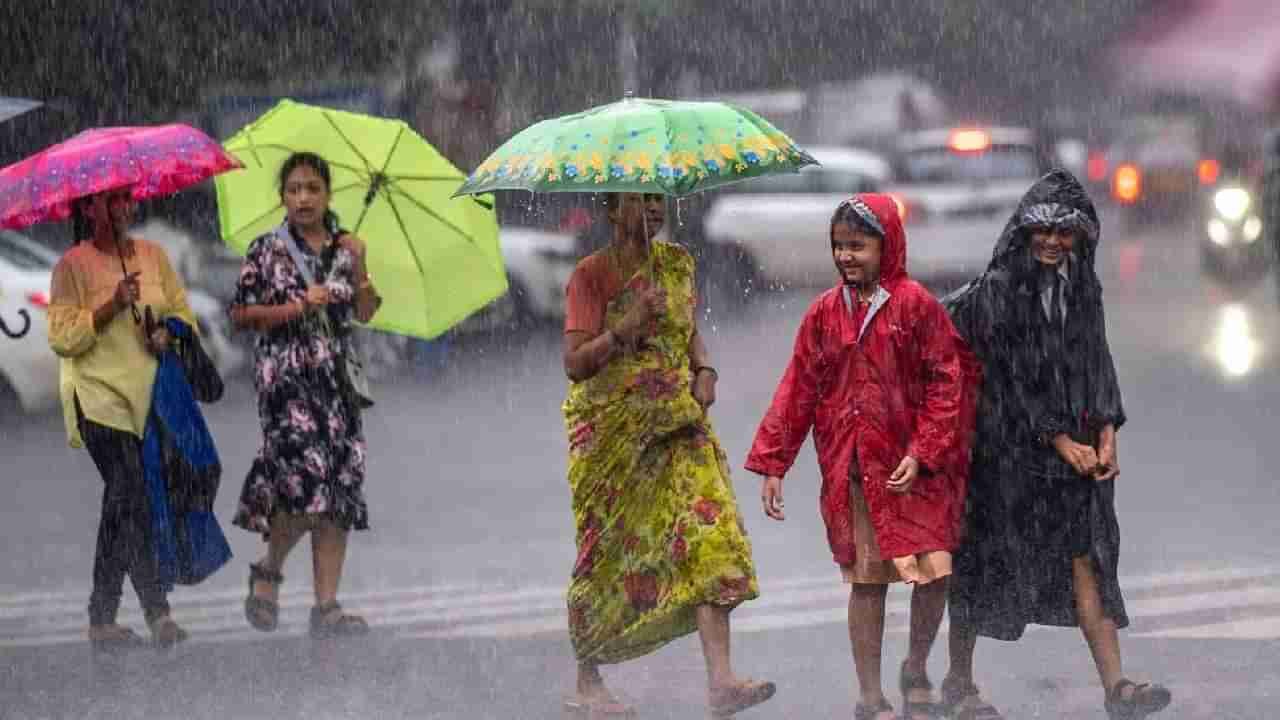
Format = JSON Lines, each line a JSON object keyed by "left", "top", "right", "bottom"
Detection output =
{"left": 1198, "top": 158, "right": 1220, "bottom": 185}
{"left": 1112, "top": 164, "right": 1142, "bottom": 205}
{"left": 1086, "top": 152, "right": 1109, "bottom": 182}
{"left": 948, "top": 128, "right": 991, "bottom": 153}
{"left": 26, "top": 290, "right": 49, "bottom": 309}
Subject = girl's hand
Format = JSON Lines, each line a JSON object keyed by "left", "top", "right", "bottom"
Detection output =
{"left": 145, "top": 326, "right": 171, "bottom": 355}
{"left": 1053, "top": 434, "right": 1100, "bottom": 476}
{"left": 304, "top": 285, "right": 331, "bottom": 307}
{"left": 1095, "top": 425, "right": 1119, "bottom": 481}
{"left": 762, "top": 476, "right": 786, "bottom": 521}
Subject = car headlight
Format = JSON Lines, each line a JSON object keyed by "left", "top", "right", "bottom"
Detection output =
{"left": 1207, "top": 218, "right": 1230, "bottom": 246}
{"left": 1213, "top": 187, "right": 1251, "bottom": 221}
{"left": 1244, "top": 216, "right": 1263, "bottom": 243}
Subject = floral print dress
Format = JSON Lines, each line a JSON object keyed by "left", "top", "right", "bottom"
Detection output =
{"left": 563, "top": 240, "right": 758, "bottom": 665}
{"left": 232, "top": 226, "right": 369, "bottom": 536}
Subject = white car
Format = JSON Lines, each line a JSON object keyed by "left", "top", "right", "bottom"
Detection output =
{"left": 702, "top": 146, "right": 891, "bottom": 288}
{"left": 455, "top": 226, "right": 578, "bottom": 333}
{"left": 0, "top": 231, "right": 58, "bottom": 416}
{"left": 887, "top": 127, "right": 1047, "bottom": 288}
{"left": 0, "top": 229, "right": 246, "bottom": 419}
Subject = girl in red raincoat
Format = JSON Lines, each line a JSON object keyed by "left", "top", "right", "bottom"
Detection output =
{"left": 746, "top": 194, "right": 979, "bottom": 720}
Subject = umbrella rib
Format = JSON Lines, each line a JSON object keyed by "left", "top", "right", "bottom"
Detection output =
{"left": 230, "top": 142, "right": 367, "bottom": 177}
{"left": 385, "top": 186, "right": 481, "bottom": 247}
{"left": 383, "top": 174, "right": 466, "bottom": 183}
{"left": 380, "top": 191, "right": 436, "bottom": 321}
{"left": 322, "top": 111, "right": 378, "bottom": 176}
{"left": 354, "top": 124, "right": 407, "bottom": 230}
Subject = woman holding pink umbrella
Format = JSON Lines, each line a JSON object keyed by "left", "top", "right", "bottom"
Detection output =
{"left": 2, "top": 123, "right": 242, "bottom": 652}
{"left": 48, "top": 187, "right": 198, "bottom": 651}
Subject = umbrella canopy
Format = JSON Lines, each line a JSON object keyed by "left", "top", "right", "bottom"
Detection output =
{"left": 0, "top": 124, "right": 242, "bottom": 230}
{"left": 454, "top": 96, "right": 817, "bottom": 198}
{"left": 215, "top": 99, "right": 503, "bottom": 341}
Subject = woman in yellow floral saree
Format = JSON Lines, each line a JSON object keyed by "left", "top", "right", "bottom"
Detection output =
{"left": 561, "top": 193, "right": 774, "bottom": 718}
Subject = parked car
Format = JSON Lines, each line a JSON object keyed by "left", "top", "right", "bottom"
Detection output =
{"left": 0, "top": 228, "right": 246, "bottom": 419}
{"left": 701, "top": 145, "right": 890, "bottom": 289}
{"left": 454, "top": 226, "right": 578, "bottom": 334}
{"left": 0, "top": 230, "right": 58, "bottom": 416}
{"left": 887, "top": 126, "right": 1049, "bottom": 291}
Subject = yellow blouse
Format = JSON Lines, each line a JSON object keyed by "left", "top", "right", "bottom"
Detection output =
{"left": 48, "top": 237, "right": 195, "bottom": 448}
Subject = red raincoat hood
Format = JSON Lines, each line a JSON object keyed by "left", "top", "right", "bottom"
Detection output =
{"left": 832, "top": 193, "right": 908, "bottom": 289}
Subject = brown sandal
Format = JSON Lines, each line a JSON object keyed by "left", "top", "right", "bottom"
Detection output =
{"left": 709, "top": 679, "right": 776, "bottom": 717}
{"left": 1106, "top": 678, "right": 1171, "bottom": 719}
{"left": 900, "top": 661, "right": 944, "bottom": 719}
{"left": 309, "top": 601, "right": 369, "bottom": 639}
{"left": 88, "top": 624, "right": 147, "bottom": 654}
{"left": 147, "top": 614, "right": 189, "bottom": 650}
{"left": 854, "top": 698, "right": 895, "bottom": 720}
{"left": 940, "top": 676, "right": 1005, "bottom": 720}
{"left": 244, "top": 563, "right": 283, "bottom": 632}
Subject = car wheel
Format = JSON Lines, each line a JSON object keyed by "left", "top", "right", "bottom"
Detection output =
{"left": 480, "top": 275, "right": 535, "bottom": 333}
{"left": 698, "top": 244, "right": 760, "bottom": 319}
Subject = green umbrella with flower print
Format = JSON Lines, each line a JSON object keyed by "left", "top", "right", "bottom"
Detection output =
{"left": 453, "top": 96, "right": 817, "bottom": 198}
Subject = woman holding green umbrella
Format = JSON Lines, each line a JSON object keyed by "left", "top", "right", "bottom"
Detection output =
{"left": 231, "top": 152, "right": 382, "bottom": 638}
{"left": 561, "top": 192, "right": 774, "bottom": 718}
{"left": 457, "top": 95, "right": 812, "bottom": 717}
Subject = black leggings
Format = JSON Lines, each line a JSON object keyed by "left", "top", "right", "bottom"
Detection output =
{"left": 78, "top": 406, "right": 169, "bottom": 626}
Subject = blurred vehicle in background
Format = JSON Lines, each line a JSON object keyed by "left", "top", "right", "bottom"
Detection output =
{"left": 887, "top": 126, "right": 1049, "bottom": 291}
{"left": 1200, "top": 180, "right": 1268, "bottom": 282}
{"left": 136, "top": 219, "right": 249, "bottom": 378}
{"left": 700, "top": 145, "right": 889, "bottom": 290}
{"left": 0, "top": 230, "right": 57, "bottom": 417}
{"left": 454, "top": 226, "right": 578, "bottom": 335}
{"left": 1102, "top": 112, "right": 1217, "bottom": 222}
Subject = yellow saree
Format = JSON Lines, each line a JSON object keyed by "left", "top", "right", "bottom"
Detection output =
{"left": 563, "top": 240, "right": 758, "bottom": 665}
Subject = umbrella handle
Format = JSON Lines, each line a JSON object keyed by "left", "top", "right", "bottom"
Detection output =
{"left": 118, "top": 245, "right": 142, "bottom": 325}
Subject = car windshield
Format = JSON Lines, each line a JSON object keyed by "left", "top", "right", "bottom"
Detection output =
{"left": 899, "top": 145, "right": 1039, "bottom": 183}
{"left": 0, "top": 232, "right": 57, "bottom": 271}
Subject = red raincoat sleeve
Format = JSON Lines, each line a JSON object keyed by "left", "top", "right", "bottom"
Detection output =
{"left": 746, "top": 304, "right": 824, "bottom": 479}
{"left": 904, "top": 294, "right": 970, "bottom": 473}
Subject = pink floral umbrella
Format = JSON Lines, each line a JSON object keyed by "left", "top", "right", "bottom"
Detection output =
{"left": 0, "top": 124, "right": 242, "bottom": 230}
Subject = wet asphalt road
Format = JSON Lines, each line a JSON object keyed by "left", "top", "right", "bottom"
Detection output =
{"left": 3, "top": 210, "right": 1280, "bottom": 719}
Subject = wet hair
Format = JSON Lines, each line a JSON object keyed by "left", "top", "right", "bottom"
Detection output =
{"left": 278, "top": 151, "right": 343, "bottom": 235}
{"left": 829, "top": 198, "right": 884, "bottom": 246}
{"left": 278, "top": 151, "right": 331, "bottom": 195}
{"left": 71, "top": 197, "right": 95, "bottom": 243}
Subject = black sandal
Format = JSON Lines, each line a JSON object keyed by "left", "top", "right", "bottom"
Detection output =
{"left": 1105, "top": 678, "right": 1172, "bottom": 719}
{"left": 853, "top": 698, "right": 894, "bottom": 720}
{"left": 899, "top": 662, "right": 944, "bottom": 719}
{"left": 309, "top": 601, "right": 369, "bottom": 639}
{"left": 940, "top": 676, "right": 1005, "bottom": 720}
{"left": 244, "top": 563, "right": 283, "bottom": 632}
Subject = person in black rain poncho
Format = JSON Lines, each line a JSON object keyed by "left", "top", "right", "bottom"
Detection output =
{"left": 940, "top": 170, "right": 1171, "bottom": 720}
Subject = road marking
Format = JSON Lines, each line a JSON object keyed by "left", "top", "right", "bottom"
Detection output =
{"left": 4, "top": 564, "right": 1279, "bottom": 648}
{"left": 1137, "top": 616, "right": 1280, "bottom": 640}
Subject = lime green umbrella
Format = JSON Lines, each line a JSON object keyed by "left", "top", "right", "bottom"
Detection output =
{"left": 454, "top": 96, "right": 817, "bottom": 198}
{"left": 215, "top": 99, "right": 503, "bottom": 341}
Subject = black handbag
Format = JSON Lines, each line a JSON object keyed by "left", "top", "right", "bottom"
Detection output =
{"left": 145, "top": 305, "right": 224, "bottom": 404}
